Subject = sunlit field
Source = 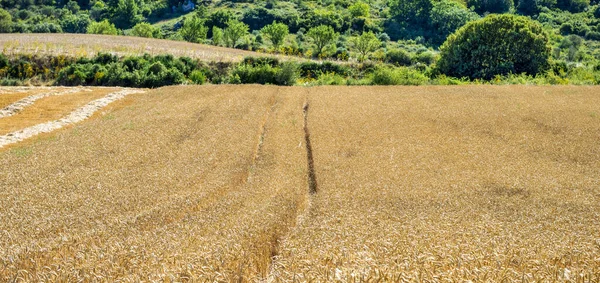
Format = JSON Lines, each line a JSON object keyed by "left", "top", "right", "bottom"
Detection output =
{"left": 1, "top": 85, "right": 599, "bottom": 281}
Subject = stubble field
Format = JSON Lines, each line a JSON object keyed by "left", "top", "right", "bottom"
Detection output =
{"left": 1, "top": 85, "right": 599, "bottom": 282}
{"left": 0, "top": 34, "right": 300, "bottom": 62}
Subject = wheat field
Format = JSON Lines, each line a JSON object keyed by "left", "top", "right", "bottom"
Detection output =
{"left": 0, "top": 34, "right": 300, "bottom": 62}
{"left": 1, "top": 85, "right": 599, "bottom": 281}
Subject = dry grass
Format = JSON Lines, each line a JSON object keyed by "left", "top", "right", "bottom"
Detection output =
{"left": 0, "top": 87, "right": 117, "bottom": 135}
{"left": 1, "top": 85, "right": 599, "bottom": 281}
{"left": 0, "top": 34, "right": 304, "bottom": 62}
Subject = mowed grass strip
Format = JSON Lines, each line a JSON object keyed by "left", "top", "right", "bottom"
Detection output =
{"left": 0, "top": 88, "right": 117, "bottom": 135}
{"left": 272, "top": 86, "right": 600, "bottom": 281}
{"left": 0, "top": 85, "right": 307, "bottom": 281}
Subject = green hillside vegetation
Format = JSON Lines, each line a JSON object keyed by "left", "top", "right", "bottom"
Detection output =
{"left": 2, "top": 0, "right": 600, "bottom": 83}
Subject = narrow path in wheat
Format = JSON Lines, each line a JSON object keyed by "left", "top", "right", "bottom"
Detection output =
{"left": 0, "top": 88, "right": 144, "bottom": 148}
{"left": 0, "top": 87, "right": 90, "bottom": 118}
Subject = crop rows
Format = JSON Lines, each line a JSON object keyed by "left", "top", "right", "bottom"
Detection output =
{"left": 1, "top": 85, "right": 599, "bottom": 281}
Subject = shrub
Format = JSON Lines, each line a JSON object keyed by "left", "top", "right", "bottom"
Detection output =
{"left": 414, "top": 51, "right": 436, "bottom": 65}
{"left": 189, "top": 70, "right": 206, "bottom": 84}
{"left": 467, "top": 0, "right": 513, "bottom": 14}
{"left": 148, "top": 61, "right": 166, "bottom": 75}
{"left": 557, "top": 0, "right": 589, "bottom": 12}
{"left": 0, "top": 54, "right": 8, "bottom": 69}
{"left": 437, "top": 14, "right": 551, "bottom": 80}
{"left": 243, "top": 56, "right": 279, "bottom": 67}
{"left": 299, "top": 61, "right": 350, "bottom": 78}
{"left": 275, "top": 62, "right": 299, "bottom": 86}
{"left": 371, "top": 66, "right": 429, "bottom": 85}
{"left": 142, "top": 68, "right": 185, "bottom": 88}
{"left": 0, "top": 8, "right": 11, "bottom": 33}
{"left": 93, "top": 53, "right": 119, "bottom": 65}
{"left": 230, "top": 63, "right": 278, "bottom": 84}
{"left": 61, "top": 14, "right": 91, "bottom": 33}
{"left": 385, "top": 49, "right": 413, "bottom": 66}
{"left": 32, "top": 22, "right": 63, "bottom": 33}
{"left": 131, "top": 22, "right": 161, "bottom": 38}
{"left": 87, "top": 19, "right": 119, "bottom": 35}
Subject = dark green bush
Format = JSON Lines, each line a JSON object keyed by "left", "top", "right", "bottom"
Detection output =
{"left": 93, "top": 53, "right": 119, "bottom": 65}
{"left": 467, "top": 0, "right": 513, "bottom": 14}
{"left": 414, "top": 51, "right": 435, "bottom": 65}
{"left": 242, "top": 56, "right": 280, "bottom": 67}
{"left": 371, "top": 66, "right": 429, "bottom": 85}
{"left": 385, "top": 49, "right": 413, "bottom": 66}
{"left": 275, "top": 61, "right": 299, "bottom": 86}
{"left": 299, "top": 61, "right": 350, "bottom": 78}
{"left": 230, "top": 63, "right": 278, "bottom": 84}
{"left": 0, "top": 54, "right": 8, "bottom": 69}
{"left": 438, "top": 14, "right": 551, "bottom": 80}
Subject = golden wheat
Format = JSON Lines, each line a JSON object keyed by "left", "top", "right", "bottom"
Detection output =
{"left": 1, "top": 85, "right": 599, "bottom": 282}
{"left": 0, "top": 34, "right": 302, "bottom": 62}
{"left": 272, "top": 85, "right": 600, "bottom": 282}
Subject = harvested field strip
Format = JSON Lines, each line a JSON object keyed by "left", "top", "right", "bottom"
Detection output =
{"left": 0, "top": 87, "right": 90, "bottom": 119}
{"left": 0, "top": 87, "right": 36, "bottom": 94}
{"left": 0, "top": 89, "right": 46, "bottom": 109}
{"left": 272, "top": 86, "right": 600, "bottom": 282}
{"left": 0, "top": 85, "right": 308, "bottom": 281}
{"left": 0, "top": 34, "right": 303, "bottom": 62}
{"left": 0, "top": 88, "right": 115, "bottom": 135}
{"left": 0, "top": 88, "right": 140, "bottom": 148}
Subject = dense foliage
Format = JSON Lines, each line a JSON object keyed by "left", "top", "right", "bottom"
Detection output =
{"left": 437, "top": 14, "right": 551, "bottom": 79}
{"left": 2, "top": 0, "right": 600, "bottom": 83}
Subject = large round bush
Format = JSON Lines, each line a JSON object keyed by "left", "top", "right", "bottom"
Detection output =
{"left": 437, "top": 14, "right": 550, "bottom": 80}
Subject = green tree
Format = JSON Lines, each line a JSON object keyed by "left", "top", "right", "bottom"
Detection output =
{"left": 348, "top": 1, "right": 370, "bottom": 17}
{"left": 223, "top": 19, "right": 249, "bottom": 48}
{"left": 61, "top": 14, "right": 91, "bottom": 33}
{"left": 207, "top": 9, "right": 235, "bottom": 29}
{"left": 467, "top": 0, "right": 513, "bottom": 14}
{"left": 0, "top": 8, "right": 12, "bottom": 33}
{"left": 261, "top": 21, "right": 289, "bottom": 49}
{"left": 65, "top": 0, "right": 81, "bottom": 13}
{"left": 212, "top": 26, "right": 223, "bottom": 46}
{"left": 437, "top": 14, "right": 551, "bottom": 79}
{"left": 307, "top": 25, "right": 339, "bottom": 56}
{"left": 350, "top": 31, "right": 381, "bottom": 62}
{"left": 87, "top": 19, "right": 119, "bottom": 35}
{"left": 179, "top": 16, "right": 209, "bottom": 43}
{"left": 430, "top": 0, "right": 479, "bottom": 44}
{"left": 131, "top": 22, "right": 161, "bottom": 38}
{"left": 517, "top": 0, "right": 557, "bottom": 14}
{"left": 112, "top": 0, "right": 141, "bottom": 29}
{"left": 557, "top": 0, "right": 589, "bottom": 12}
{"left": 389, "top": 0, "right": 432, "bottom": 25}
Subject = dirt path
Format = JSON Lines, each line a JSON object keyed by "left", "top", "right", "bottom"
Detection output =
{"left": 0, "top": 88, "right": 144, "bottom": 148}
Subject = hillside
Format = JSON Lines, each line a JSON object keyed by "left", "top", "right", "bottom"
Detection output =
{"left": 1, "top": 85, "right": 599, "bottom": 281}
